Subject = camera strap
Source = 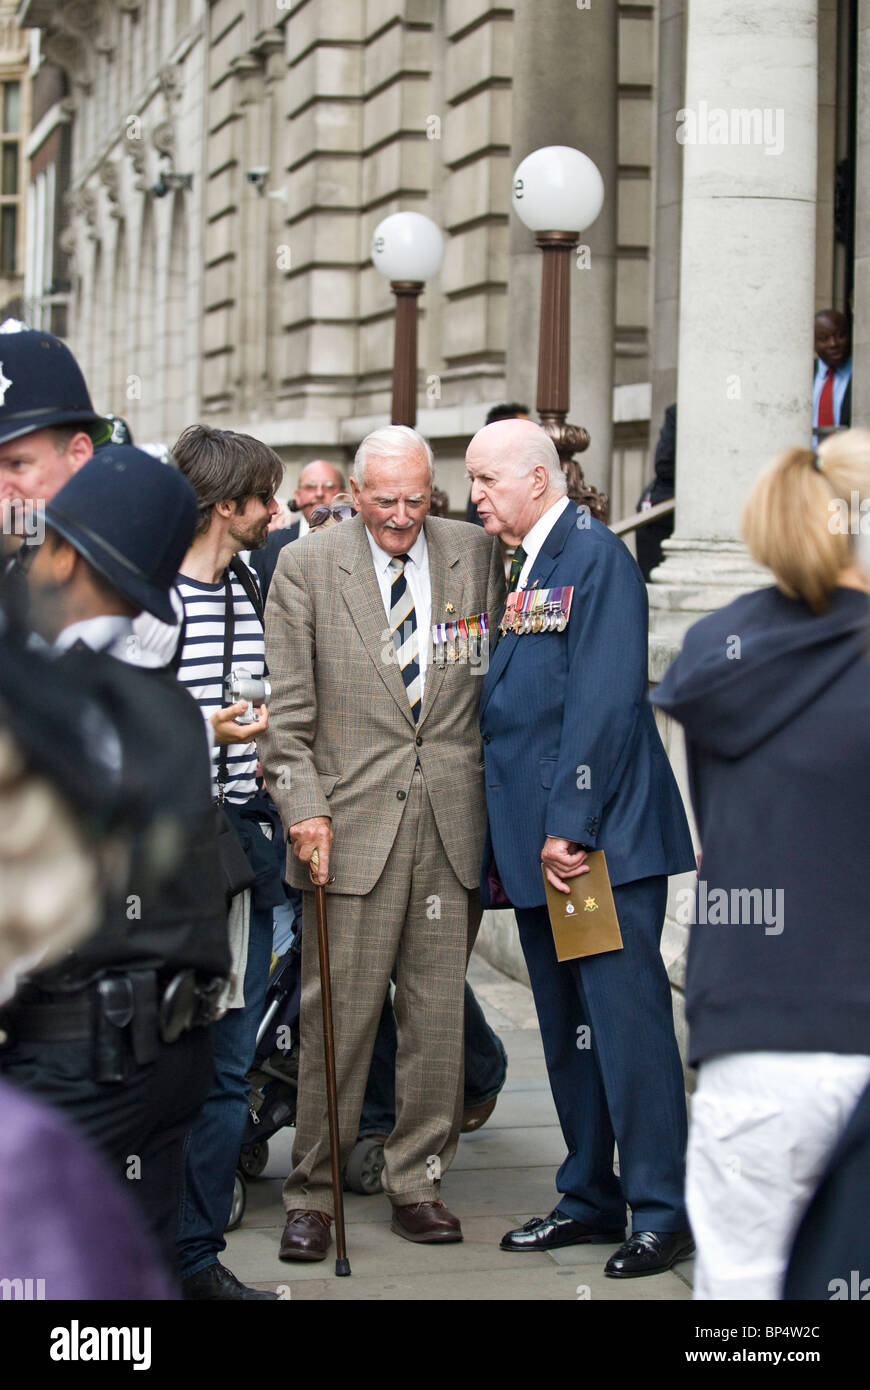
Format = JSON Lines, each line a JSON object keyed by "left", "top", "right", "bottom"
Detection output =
{"left": 229, "top": 556, "right": 268, "bottom": 677}
{"left": 229, "top": 555, "right": 264, "bottom": 624}
{"left": 217, "top": 571, "right": 235, "bottom": 802}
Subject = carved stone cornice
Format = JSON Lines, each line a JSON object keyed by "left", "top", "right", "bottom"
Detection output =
{"left": 63, "top": 182, "right": 99, "bottom": 248}
{"left": 38, "top": 0, "right": 119, "bottom": 90}
{"left": 123, "top": 120, "right": 148, "bottom": 191}
{"left": 254, "top": 28, "right": 287, "bottom": 85}
{"left": 57, "top": 224, "right": 78, "bottom": 264}
{"left": 229, "top": 52, "right": 262, "bottom": 105}
{"left": 80, "top": 185, "right": 98, "bottom": 230}
{"left": 42, "top": 30, "right": 91, "bottom": 92}
{"left": 98, "top": 159, "right": 122, "bottom": 219}
{"left": 151, "top": 120, "right": 175, "bottom": 162}
{"left": 158, "top": 63, "right": 184, "bottom": 107}
{"left": 251, "top": 28, "right": 286, "bottom": 58}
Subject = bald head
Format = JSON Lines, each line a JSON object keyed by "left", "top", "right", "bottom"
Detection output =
{"left": 293, "top": 459, "right": 345, "bottom": 520}
{"left": 815, "top": 310, "right": 851, "bottom": 371}
{"left": 466, "top": 419, "right": 566, "bottom": 545}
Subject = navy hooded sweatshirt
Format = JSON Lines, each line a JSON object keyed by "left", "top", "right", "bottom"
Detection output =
{"left": 652, "top": 585, "right": 870, "bottom": 1067}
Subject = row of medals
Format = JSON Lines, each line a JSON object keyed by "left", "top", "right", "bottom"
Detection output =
{"left": 434, "top": 632, "right": 487, "bottom": 663}
{"left": 502, "top": 599, "right": 568, "bottom": 637}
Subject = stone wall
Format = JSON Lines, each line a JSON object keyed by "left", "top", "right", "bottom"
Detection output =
{"left": 41, "top": 0, "right": 664, "bottom": 492}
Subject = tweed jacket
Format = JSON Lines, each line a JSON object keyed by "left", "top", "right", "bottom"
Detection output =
{"left": 259, "top": 513, "right": 506, "bottom": 896}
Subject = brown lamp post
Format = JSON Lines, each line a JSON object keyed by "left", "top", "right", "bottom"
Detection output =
{"left": 372, "top": 212, "right": 445, "bottom": 428}
{"left": 512, "top": 146, "right": 609, "bottom": 521}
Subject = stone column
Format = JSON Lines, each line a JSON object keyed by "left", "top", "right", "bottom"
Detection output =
{"left": 505, "top": 0, "right": 617, "bottom": 495}
{"left": 649, "top": 0, "right": 685, "bottom": 444}
{"left": 852, "top": 0, "right": 870, "bottom": 426}
{"left": 815, "top": 0, "right": 839, "bottom": 311}
{"left": 648, "top": 0, "right": 819, "bottom": 645}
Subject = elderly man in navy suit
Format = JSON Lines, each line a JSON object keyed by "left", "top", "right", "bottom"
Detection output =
{"left": 467, "top": 418, "right": 696, "bottom": 1277}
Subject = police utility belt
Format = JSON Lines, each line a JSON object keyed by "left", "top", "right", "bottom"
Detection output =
{"left": 0, "top": 968, "right": 224, "bottom": 1082}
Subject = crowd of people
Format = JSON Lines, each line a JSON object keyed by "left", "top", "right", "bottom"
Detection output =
{"left": 1, "top": 319, "right": 869, "bottom": 1304}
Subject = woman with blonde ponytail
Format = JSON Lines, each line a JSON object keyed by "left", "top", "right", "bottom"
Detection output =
{"left": 653, "top": 429, "right": 870, "bottom": 1300}
{"left": 743, "top": 431, "right": 870, "bottom": 613}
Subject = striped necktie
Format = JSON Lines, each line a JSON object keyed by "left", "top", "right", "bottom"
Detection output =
{"left": 494, "top": 545, "right": 528, "bottom": 649}
{"left": 507, "top": 545, "right": 528, "bottom": 592}
{"left": 389, "top": 553, "right": 421, "bottom": 721}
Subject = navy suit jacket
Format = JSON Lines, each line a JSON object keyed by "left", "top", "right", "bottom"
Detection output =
{"left": 479, "top": 504, "right": 694, "bottom": 908}
{"left": 248, "top": 522, "right": 301, "bottom": 600}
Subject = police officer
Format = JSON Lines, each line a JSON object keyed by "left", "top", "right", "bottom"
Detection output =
{"left": 0, "top": 447, "right": 235, "bottom": 1286}
{"left": 0, "top": 326, "right": 110, "bottom": 605}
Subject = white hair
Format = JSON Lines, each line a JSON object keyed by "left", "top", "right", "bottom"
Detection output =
{"left": 353, "top": 425, "right": 434, "bottom": 486}
{"left": 510, "top": 429, "right": 567, "bottom": 495}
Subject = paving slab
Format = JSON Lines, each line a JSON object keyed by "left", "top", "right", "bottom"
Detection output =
{"left": 499, "top": 1029, "right": 547, "bottom": 1060}
{"left": 449, "top": 1124, "right": 567, "bottom": 1170}
{"left": 476, "top": 1086, "right": 559, "bottom": 1129}
{"left": 440, "top": 1164, "right": 568, "bottom": 1215}
{"left": 245, "top": 1262, "right": 692, "bottom": 1302}
{"left": 227, "top": 1212, "right": 562, "bottom": 1289}
{"left": 225, "top": 957, "right": 694, "bottom": 1302}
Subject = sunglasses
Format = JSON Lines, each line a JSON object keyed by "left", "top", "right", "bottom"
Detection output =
{"left": 308, "top": 503, "right": 355, "bottom": 527}
{"left": 233, "top": 490, "right": 274, "bottom": 506}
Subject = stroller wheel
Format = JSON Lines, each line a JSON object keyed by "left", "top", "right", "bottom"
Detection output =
{"left": 344, "top": 1136, "right": 386, "bottom": 1195}
{"left": 240, "top": 1140, "right": 270, "bottom": 1178}
{"left": 225, "top": 1171, "right": 247, "bottom": 1232}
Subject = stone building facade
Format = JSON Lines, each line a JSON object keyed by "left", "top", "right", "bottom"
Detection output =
{"left": 18, "top": 0, "right": 668, "bottom": 513}
{"left": 17, "top": 2, "right": 861, "bottom": 509}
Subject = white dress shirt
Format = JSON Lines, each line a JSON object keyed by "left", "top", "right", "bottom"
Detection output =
{"left": 366, "top": 525, "right": 432, "bottom": 693}
{"left": 517, "top": 495, "right": 571, "bottom": 590}
{"left": 53, "top": 614, "right": 159, "bottom": 664}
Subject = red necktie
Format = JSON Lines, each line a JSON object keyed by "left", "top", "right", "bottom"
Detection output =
{"left": 818, "top": 368, "right": 835, "bottom": 428}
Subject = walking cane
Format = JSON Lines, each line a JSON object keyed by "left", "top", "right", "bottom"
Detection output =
{"left": 309, "top": 847, "right": 351, "bottom": 1276}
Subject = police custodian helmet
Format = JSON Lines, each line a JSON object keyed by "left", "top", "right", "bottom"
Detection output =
{"left": 45, "top": 447, "right": 199, "bottom": 624}
{"left": 0, "top": 327, "right": 111, "bottom": 448}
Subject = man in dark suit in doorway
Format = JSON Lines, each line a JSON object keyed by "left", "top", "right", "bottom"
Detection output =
{"left": 813, "top": 309, "right": 852, "bottom": 445}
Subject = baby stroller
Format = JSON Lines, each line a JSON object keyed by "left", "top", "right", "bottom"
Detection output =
{"left": 227, "top": 924, "right": 508, "bottom": 1230}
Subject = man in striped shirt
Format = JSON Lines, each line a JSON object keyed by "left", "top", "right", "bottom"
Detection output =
{"left": 169, "top": 424, "right": 285, "bottom": 1300}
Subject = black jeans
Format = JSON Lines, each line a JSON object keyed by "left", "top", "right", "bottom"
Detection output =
{"left": 0, "top": 1024, "right": 213, "bottom": 1281}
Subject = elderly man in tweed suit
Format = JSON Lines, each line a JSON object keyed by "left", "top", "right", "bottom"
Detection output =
{"left": 260, "top": 425, "right": 505, "bottom": 1257}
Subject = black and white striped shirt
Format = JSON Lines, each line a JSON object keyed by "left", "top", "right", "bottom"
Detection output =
{"left": 176, "top": 566, "right": 264, "bottom": 804}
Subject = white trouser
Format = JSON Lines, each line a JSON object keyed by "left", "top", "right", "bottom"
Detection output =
{"left": 686, "top": 1050, "right": 870, "bottom": 1300}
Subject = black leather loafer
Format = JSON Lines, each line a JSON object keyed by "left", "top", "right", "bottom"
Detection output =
{"left": 604, "top": 1229, "right": 695, "bottom": 1278}
{"left": 500, "top": 1209, "right": 625, "bottom": 1252}
{"left": 182, "top": 1263, "right": 279, "bottom": 1300}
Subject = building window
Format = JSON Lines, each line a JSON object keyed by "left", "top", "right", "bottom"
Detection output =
{"left": 0, "top": 80, "right": 21, "bottom": 276}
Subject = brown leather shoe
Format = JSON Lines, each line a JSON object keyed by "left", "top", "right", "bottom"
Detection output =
{"left": 279, "top": 1209, "right": 332, "bottom": 1262}
{"left": 391, "top": 1200, "right": 463, "bottom": 1243}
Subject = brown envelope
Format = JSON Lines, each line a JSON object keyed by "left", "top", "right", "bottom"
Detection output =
{"left": 542, "top": 852, "right": 623, "bottom": 961}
